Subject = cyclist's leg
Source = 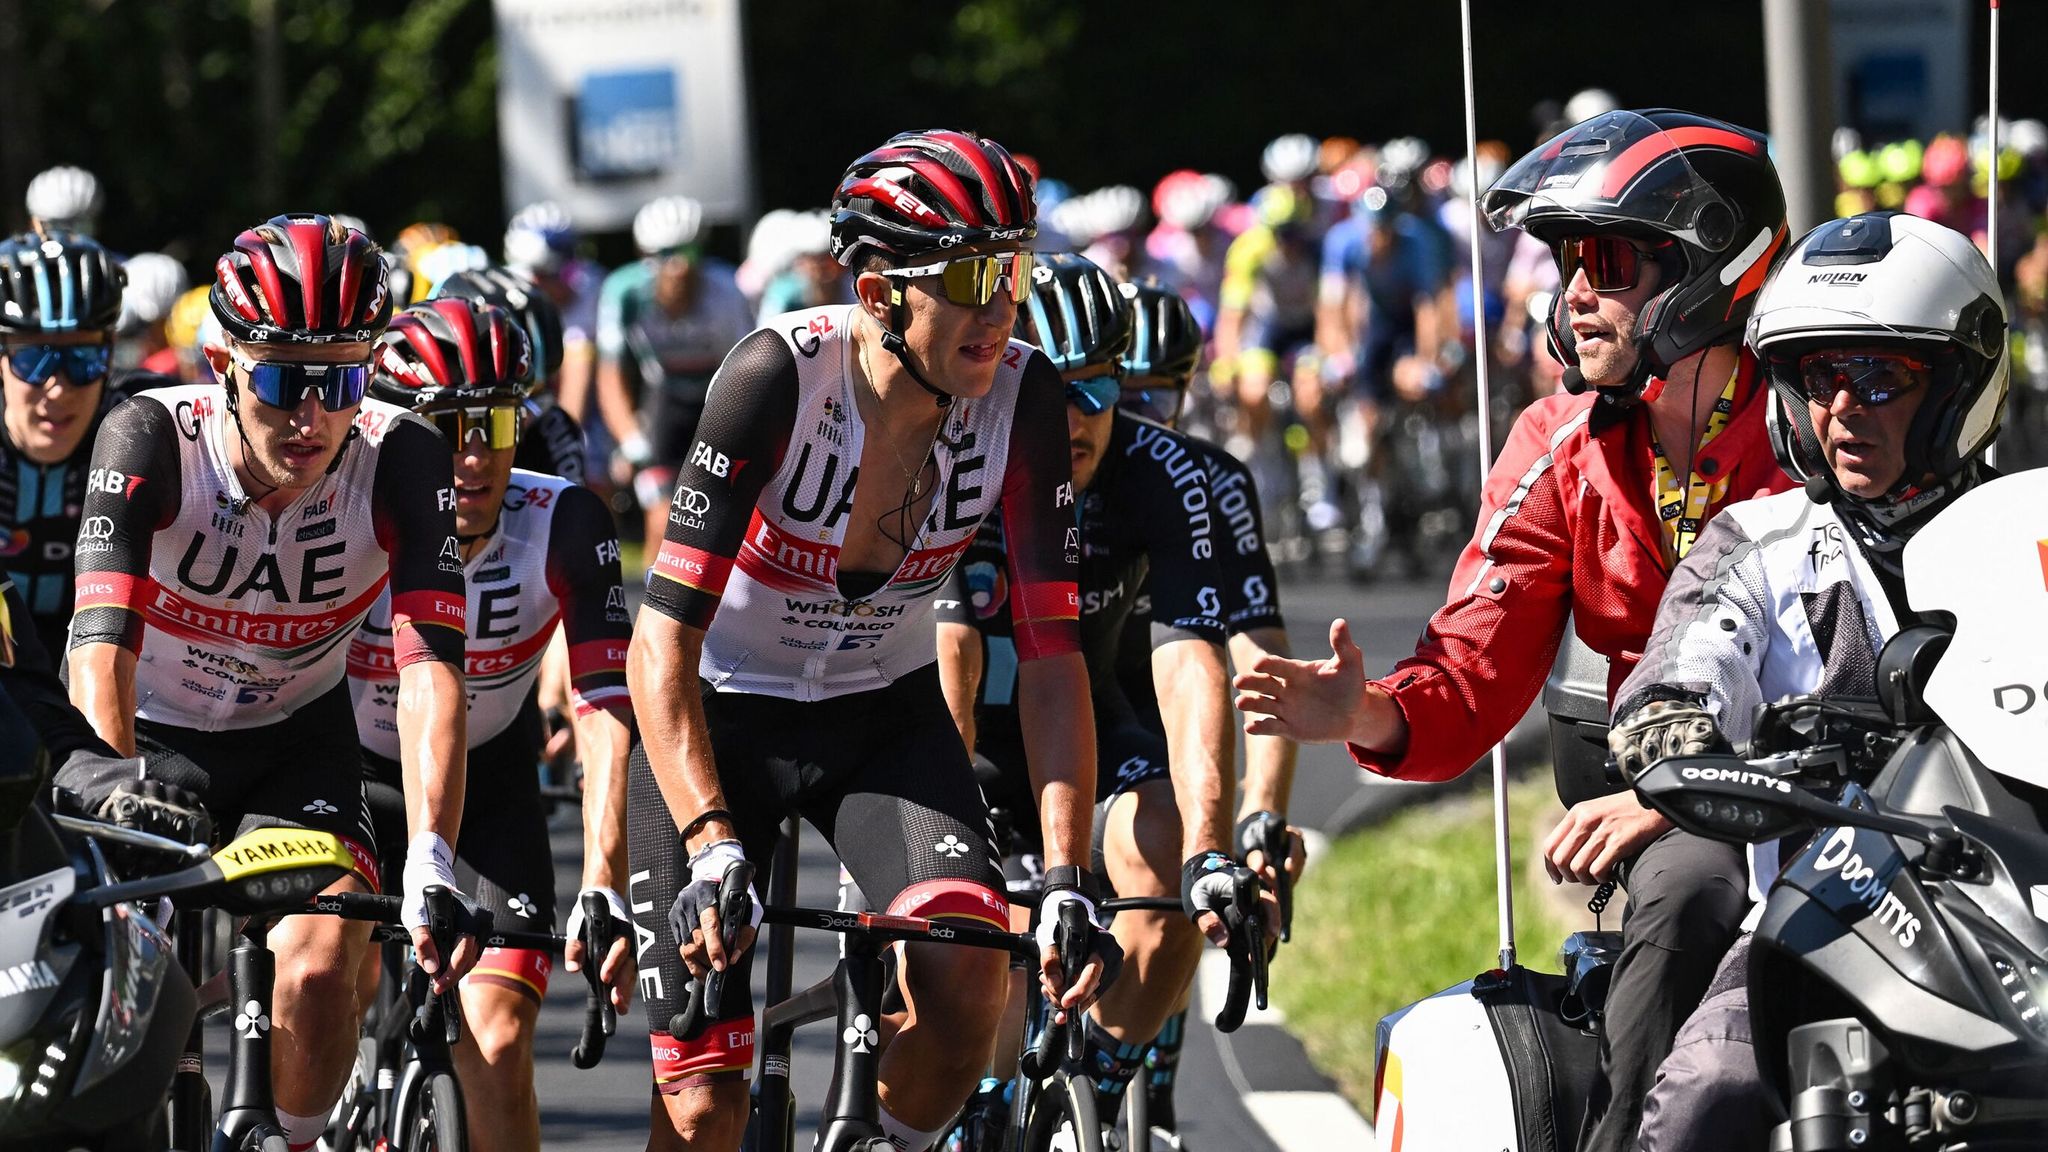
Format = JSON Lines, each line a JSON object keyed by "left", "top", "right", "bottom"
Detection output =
{"left": 974, "top": 743, "right": 1042, "bottom": 1081}
{"left": 450, "top": 713, "right": 558, "bottom": 1152}
{"left": 154, "top": 684, "right": 381, "bottom": 1147}
{"left": 635, "top": 387, "right": 704, "bottom": 562}
{"left": 627, "top": 682, "right": 783, "bottom": 1150}
{"left": 1089, "top": 722, "right": 1201, "bottom": 1114}
{"left": 356, "top": 754, "right": 407, "bottom": 1014}
{"left": 813, "top": 665, "right": 1010, "bottom": 1148}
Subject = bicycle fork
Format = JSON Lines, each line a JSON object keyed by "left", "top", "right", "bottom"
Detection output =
{"left": 168, "top": 910, "right": 212, "bottom": 1152}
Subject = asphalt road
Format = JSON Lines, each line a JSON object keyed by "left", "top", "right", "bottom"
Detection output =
{"left": 520, "top": 565, "right": 1521, "bottom": 1149}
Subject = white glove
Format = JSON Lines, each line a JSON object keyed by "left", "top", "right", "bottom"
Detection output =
{"left": 685, "top": 840, "right": 764, "bottom": 931}
{"left": 564, "top": 885, "right": 631, "bottom": 944}
{"left": 1034, "top": 887, "right": 1102, "bottom": 952}
{"left": 401, "top": 832, "right": 460, "bottom": 933}
{"left": 619, "top": 432, "right": 653, "bottom": 467}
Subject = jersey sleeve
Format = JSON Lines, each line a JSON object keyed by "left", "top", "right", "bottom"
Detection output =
{"left": 641, "top": 328, "right": 796, "bottom": 630}
{"left": 1218, "top": 230, "right": 1267, "bottom": 314}
{"left": 1352, "top": 404, "right": 1580, "bottom": 782}
{"left": 544, "top": 484, "right": 632, "bottom": 719}
{"left": 1611, "top": 513, "right": 1772, "bottom": 745}
{"left": 69, "top": 398, "right": 182, "bottom": 653}
{"left": 517, "top": 403, "right": 586, "bottom": 486}
{"left": 998, "top": 351, "right": 1080, "bottom": 661}
{"left": 1128, "top": 425, "right": 1228, "bottom": 648}
{"left": 594, "top": 265, "right": 639, "bottom": 360}
{"left": 370, "top": 417, "right": 466, "bottom": 669}
{"left": 1201, "top": 447, "right": 1285, "bottom": 634}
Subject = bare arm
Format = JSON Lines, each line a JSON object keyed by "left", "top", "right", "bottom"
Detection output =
{"left": 1230, "top": 627, "right": 1296, "bottom": 817}
{"left": 936, "top": 621, "right": 983, "bottom": 754}
{"left": 397, "top": 659, "right": 468, "bottom": 844}
{"left": 67, "top": 641, "right": 138, "bottom": 758}
{"left": 1153, "top": 637, "right": 1234, "bottom": 859}
{"left": 1015, "top": 651, "right": 1097, "bottom": 870}
{"left": 555, "top": 339, "right": 596, "bottom": 424}
{"left": 594, "top": 357, "right": 643, "bottom": 448}
{"left": 627, "top": 612, "right": 731, "bottom": 851}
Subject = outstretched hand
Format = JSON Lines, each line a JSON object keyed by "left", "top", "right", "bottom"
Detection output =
{"left": 1233, "top": 619, "right": 1379, "bottom": 746}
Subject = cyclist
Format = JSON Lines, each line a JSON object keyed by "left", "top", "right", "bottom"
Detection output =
{"left": 60, "top": 213, "right": 477, "bottom": 1152}
{"left": 1113, "top": 278, "right": 1302, "bottom": 1149}
{"left": 1212, "top": 184, "right": 1321, "bottom": 458}
{"left": 349, "top": 296, "right": 636, "bottom": 1152}
{"left": 0, "top": 228, "right": 133, "bottom": 645}
{"left": 1234, "top": 110, "right": 1795, "bottom": 1152}
{"left": 754, "top": 209, "right": 852, "bottom": 320}
{"left": 936, "top": 254, "right": 1263, "bottom": 1137}
{"left": 1618, "top": 212, "right": 2009, "bottom": 1151}
{"left": 626, "top": 129, "right": 1105, "bottom": 1152}
{"left": 435, "top": 264, "right": 587, "bottom": 486}
{"left": 1141, "top": 170, "right": 1233, "bottom": 330}
{"left": 502, "top": 200, "right": 604, "bottom": 468}
{"left": 593, "top": 194, "right": 755, "bottom": 556}
{"left": 25, "top": 165, "right": 102, "bottom": 233}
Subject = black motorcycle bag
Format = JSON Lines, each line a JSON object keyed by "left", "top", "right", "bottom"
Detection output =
{"left": 1475, "top": 964, "right": 1606, "bottom": 1152}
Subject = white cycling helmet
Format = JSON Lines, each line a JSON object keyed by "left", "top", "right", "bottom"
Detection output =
{"left": 27, "top": 166, "right": 102, "bottom": 229}
{"left": 1750, "top": 211, "right": 2008, "bottom": 493}
{"left": 1563, "top": 88, "right": 1620, "bottom": 126}
{"left": 1261, "top": 134, "right": 1320, "bottom": 184}
{"left": 787, "top": 209, "right": 833, "bottom": 258}
{"left": 634, "top": 195, "right": 704, "bottom": 256}
{"left": 118, "top": 252, "right": 190, "bottom": 332}
{"left": 504, "top": 200, "right": 575, "bottom": 272}
{"left": 1088, "top": 185, "right": 1145, "bottom": 237}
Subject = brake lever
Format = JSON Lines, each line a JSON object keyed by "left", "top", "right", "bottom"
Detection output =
{"left": 571, "top": 890, "right": 618, "bottom": 1069}
{"left": 671, "top": 860, "right": 756, "bottom": 1042}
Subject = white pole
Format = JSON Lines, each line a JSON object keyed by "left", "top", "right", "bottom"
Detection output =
{"left": 1988, "top": 0, "right": 2002, "bottom": 469}
{"left": 1457, "top": 0, "right": 1515, "bottom": 972}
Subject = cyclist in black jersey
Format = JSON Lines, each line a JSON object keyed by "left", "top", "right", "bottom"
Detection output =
{"left": 936, "top": 254, "right": 1265, "bottom": 1129}
{"left": 1113, "top": 279, "right": 1305, "bottom": 1147}
{"left": 627, "top": 130, "right": 1107, "bottom": 1152}
{"left": 63, "top": 214, "right": 476, "bottom": 1152}
{"left": 0, "top": 228, "right": 139, "bottom": 644}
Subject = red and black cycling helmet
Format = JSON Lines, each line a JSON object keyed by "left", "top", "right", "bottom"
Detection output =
{"left": 829, "top": 129, "right": 1037, "bottom": 267}
{"left": 434, "top": 265, "right": 563, "bottom": 387}
{"left": 210, "top": 213, "right": 392, "bottom": 346}
{"left": 370, "top": 297, "right": 533, "bottom": 409}
{"left": 1482, "top": 109, "right": 1788, "bottom": 396}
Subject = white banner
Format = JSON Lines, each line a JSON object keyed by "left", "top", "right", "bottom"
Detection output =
{"left": 1830, "top": 0, "right": 1969, "bottom": 143}
{"left": 493, "top": 0, "right": 755, "bottom": 230}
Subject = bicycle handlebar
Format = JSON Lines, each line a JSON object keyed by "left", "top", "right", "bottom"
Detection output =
{"left": 1212, "top": 875, "right": 1270, "bottom": 1035}
{"left": 570, "top": 890, "right": 619, "bottom": 1069}
{"left": 1245, "top": 814, "right": 1295, "bottom": 944}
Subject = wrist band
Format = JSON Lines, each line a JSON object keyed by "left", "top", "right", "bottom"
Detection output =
{"left": 1043, "top": 864, "right": 1100, "bottom": 902}
{"left": 678, "top": 807, "right": 735, "bottom": 844}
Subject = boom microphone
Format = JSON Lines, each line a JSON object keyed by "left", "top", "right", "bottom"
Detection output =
{"left": 1803, "top": 474, "right": 1832, "bottom": 504}
{"left": 1560, "top": 366, "right": 1587, "bottom": 395}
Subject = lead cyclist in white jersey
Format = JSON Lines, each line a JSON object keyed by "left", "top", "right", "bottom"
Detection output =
{"left": 62, "top": 213, "right": 477, "bottom": 1152}
{"left": 346, "top": 296, "right": 637, "bottom": 1152}
{"left": 626, "top": 129, "right": 1107, "bottom": 1152}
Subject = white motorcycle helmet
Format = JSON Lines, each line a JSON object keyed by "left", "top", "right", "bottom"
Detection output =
{"left": 1749, "top": 211, "right": 2007, "bottom": 495}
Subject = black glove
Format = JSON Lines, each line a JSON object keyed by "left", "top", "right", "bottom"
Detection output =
{"left": 98, "top": 778, "right": 214, "bottom": 849}
{"left": 1608, "top": 700, "right": 1725, "bottom": 782}
{"left": 1180, "top": 849, "right": 1258, "bottom": 925}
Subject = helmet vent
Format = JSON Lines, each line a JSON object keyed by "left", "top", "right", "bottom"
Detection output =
{"left": 1802, "top": 213, "right": 1894, "bottom": 266}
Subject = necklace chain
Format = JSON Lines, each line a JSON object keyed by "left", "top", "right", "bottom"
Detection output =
{"left": 858, "top": 331, "right": 939, "bottom": 499}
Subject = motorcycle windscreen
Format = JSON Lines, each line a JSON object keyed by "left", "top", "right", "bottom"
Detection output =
{"left": 1907, "top": 468, "right": 2048, "bottom": 790}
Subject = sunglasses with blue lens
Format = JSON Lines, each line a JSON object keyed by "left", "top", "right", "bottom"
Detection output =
{"left": 6, "top": 342, "right": 112, "bottom": 387}
{"left": 231, "top": 351, "right": 371, "bottom": 412}
{"left": 1065, "top": 374, "right": 1122, "bottom": 415}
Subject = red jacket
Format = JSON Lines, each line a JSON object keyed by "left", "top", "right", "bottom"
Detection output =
{"left": 1351, "top": 360, "right": 1795, "bottom": 782}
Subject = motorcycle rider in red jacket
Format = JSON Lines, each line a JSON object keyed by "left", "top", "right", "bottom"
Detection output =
{"left": 1235, "top": 110, "right": 1794, "bottom": 1152}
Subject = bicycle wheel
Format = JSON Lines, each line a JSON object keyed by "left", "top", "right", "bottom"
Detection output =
{"left": 1121, "top": 1075, "right": 1147, "bottom": 1152}
{"left": 1021, "top": 1070, "right": 1100, "bottom": 1152}
{"left": 394, "top": 1070, "right": 468, "bottom": 1152}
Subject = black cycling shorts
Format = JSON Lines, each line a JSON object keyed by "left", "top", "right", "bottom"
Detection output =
{"left": 626, "top": 662, "right": 1006, "bottom": 1092}
{"left": 135, "top": 680, "right": 380, "bottom": 887}
{"left": 977, "top": 717, "right": 1173, "bottom": 861}
{"left": 362, "top": 697, "right": 557, "bottom": 1000}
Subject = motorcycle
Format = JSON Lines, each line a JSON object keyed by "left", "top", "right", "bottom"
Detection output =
{"left": 1632, "top": 467, "right": 2048, "bottom": 1151}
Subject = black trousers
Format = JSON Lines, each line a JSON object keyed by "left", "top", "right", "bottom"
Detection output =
{"left": 1576, "top": 828, "right": 1748, "bottom": 1152}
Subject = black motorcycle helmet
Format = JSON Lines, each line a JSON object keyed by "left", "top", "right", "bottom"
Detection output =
{"left": 1483, "top": 109, "right": 1789, "bottom": 399}
{"left": 1016, "top": 252, "right": 1132, "bottom": 378}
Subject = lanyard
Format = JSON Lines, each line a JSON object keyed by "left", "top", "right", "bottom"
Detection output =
{"left": 1649, "top": 371, "right": 1740, "bottom": 563}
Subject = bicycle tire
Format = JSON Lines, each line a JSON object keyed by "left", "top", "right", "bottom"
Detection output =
{"left": 1021, "top": 1070, "right": 1100, "bottom": 1152}
{"left": 395, "top": 1070, "right": 468, "bottom": 1152}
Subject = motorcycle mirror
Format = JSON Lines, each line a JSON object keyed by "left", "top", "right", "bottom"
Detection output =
{"left": 1634, "top": 755, "right": 1936, "bottom": 846}
{"left": 1876, "top": 624, "right": 1950, "bottom": 727}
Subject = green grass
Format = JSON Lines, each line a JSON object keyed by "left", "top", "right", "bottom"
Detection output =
{"left": 1269, "top": 778, "right": 1571, "bottom": 1111}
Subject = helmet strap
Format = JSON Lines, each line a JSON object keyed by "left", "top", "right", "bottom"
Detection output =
{"left": 875, "top": 292, "right": 954, "bottom": 409}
